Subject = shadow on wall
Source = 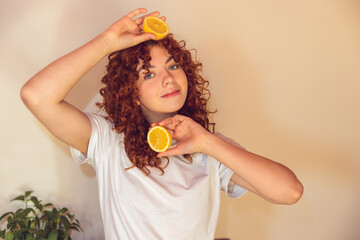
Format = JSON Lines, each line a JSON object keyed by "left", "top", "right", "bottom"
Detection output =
{"left": 204, "top": 36, "right": 359, "bottom": 238}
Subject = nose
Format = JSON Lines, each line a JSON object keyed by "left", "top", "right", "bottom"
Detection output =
{"left": 162, "top": 70, "right": 175, "bottom": 86}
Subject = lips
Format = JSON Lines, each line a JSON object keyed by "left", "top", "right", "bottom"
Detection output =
{"left": 162, "top": 89, "right": 180, "bottom": 98}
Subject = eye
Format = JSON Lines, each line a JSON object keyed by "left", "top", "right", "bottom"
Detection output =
{"left": 169, "top": 64, "right": 179, "bottom": 70}
{"left": 144, "top": 72, "right": 155, "bottom": 80}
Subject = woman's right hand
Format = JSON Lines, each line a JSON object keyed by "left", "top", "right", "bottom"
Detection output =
{"left": 102, "top": 8, "right": 166, "bottom": 53}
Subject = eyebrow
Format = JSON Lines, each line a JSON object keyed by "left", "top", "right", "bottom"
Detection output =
{"left": 165, "top": 56, "right": 173, "bottom": 64}
{"left": 138, "top": 56, "right": 174, "bottom": 72}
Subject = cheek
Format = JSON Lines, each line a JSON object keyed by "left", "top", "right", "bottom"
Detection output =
{"left": 175, "top": 69, "right": 187, "bottom": 85}
{"left": 181, "top": 73, "right": 188, "bottom": 90}
{"left": 138, "top": 84, "right": 157, "bottom": 104}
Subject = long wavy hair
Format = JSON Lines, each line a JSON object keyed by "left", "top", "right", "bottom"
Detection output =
{"left": 97, "top": 34, "right": 215, "bottom": 175}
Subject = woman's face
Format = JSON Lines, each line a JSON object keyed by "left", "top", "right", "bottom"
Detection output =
{"left": 136, "top": 46, "right": 188, "bottom": 123}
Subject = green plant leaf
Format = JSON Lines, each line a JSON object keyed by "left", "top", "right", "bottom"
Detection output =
{"left": 5, "top": 231, "right": 14, "bottom": 240}
{"left": 61, "top": 229, "right": 69, "bottom": 240}
{"left": 25, "top": 232, "right": 36, "bottom": 240}
{"left": 18, "top": 208, "right": 35, "bottom": 219}
{"left": 8, "top": 224, "right": 17, "bottom": 232}
{"left": 37, "top": 204, "right": 43, "bottom": 212}
{"left": 43, "top": 203, "right": 53, "bottom": 208}
{"left": 60, "top": 216, "right": 70, "bottom": 231}
{"left": 11, "top": 195, "right": 24, "bottom": 202}
{"left": 24, "top": 191, "right": 33, "bottom": 199}
{"left": 51, "top": 208, "right": 59, "bottom": 215}
{"left": 69, "top": 226, "right": 80, "bottom": 231}
{"left": 66, "top": 213, "right": 74, "bottom": 220}
{"left": 70, "top": 222, "right": 83, "bottom": 231}
{"left": 43, "top": 210, "right": 55, "bottom": 221}
{"left": 13, "top": 230, "right": 23, "bottom": 239}
{"left": 30, "top": 219, "right": 35, "bottom": 229}
{"left": 25, "top": 217, "right": 30, "bottom": 228}
{"left": 0, "top": 230, "right": 6, "bottom": 238}
{"left": 2, "top": 191, "right": 82, "bottom": 239}
{"left": 30, "top": 196, "right": 38, "bottom": 204}
{"left": 48, "top": 230, "right": 58, "bottom": 240}
{"left": 34, "top": 217, "right": 40, "bottom": 230}
{"left": 29, "top": 196, "right": 39, "bottom": 207}
{"left": 0, "top": 212, "right": 14, "bottom": 221}
{"left": 43, "top": 224, "right": 52, "bottom": 237}
{"left": 14, "top": 209, "right": 23, "bottom": 214}
{"left": 59, "top": 207, "right": 68, "bottom": 215}
{"left": 6, "top": 216, "right": 13, "bottom": 229}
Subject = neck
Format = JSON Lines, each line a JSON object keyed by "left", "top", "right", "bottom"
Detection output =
{"left": 141, "top": 106, "right": 177, "bottom": 124}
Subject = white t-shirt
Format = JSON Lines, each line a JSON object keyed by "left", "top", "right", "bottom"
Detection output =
{"left": 70, "top": 113, "right": 247, "bottom": 240}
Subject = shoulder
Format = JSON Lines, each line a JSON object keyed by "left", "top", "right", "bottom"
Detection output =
{"left": 85, "top": 112, "right": 122, "bottom": 139}
{"left": 85, "top": 112, "right": 114, "bottom": 130}
{"left": 86, "top": 112, "right": 112, "bottom": 124}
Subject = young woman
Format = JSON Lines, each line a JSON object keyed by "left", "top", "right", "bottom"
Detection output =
{"left": 21, "top": 8, "right": 303, "bottom": 240}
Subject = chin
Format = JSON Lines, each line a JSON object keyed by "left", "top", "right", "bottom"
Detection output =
{"left": 162, "top": 104, "right": 184, "bottom": 114}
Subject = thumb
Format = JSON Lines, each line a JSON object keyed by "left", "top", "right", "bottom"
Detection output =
{"left": 157, "top": 147, "right": 182, "bottom": 158}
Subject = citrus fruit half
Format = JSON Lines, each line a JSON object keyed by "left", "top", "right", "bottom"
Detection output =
{"left": 147, "top": 126, "right": 172, "bottom": 152}
{"left": 143, "top": 16, "right": 170, "bottom": 40}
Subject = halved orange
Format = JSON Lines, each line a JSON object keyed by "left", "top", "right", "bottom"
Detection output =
{"left": 143, "top": 16, "right": 170, "bottom": 40}
{"left": 147, "top": 126, "right": 172, "bottom": 152}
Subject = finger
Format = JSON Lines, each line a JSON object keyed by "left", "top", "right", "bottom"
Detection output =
{"left": 133, "top": 33, "right": 157, "bottom": 44}
{"left": 157, "top": 117, "right": 174, "bottom": 127}
{"left": 158, "top": 118, "right": 177, "bottom": 131}
{"left": 150, "top": 120, "right": 174, "bottom": 135}
{"left": 171, "top": 114, "right": 188, "bottom": 123}
{"left": 158, "top": 115, "right": 186, "bottom": 130}
{"left": 127, "top": 8, "right": 148, "bottom": 19}
{"left": 150, "top": 122, "right": 159, "bottom": 127}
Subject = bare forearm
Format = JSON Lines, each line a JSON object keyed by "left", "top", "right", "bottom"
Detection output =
{"left": 201, "top": 134, "right": 303, "bottom": 204}
{"left": 19, "top": 9, "right": 162, "bottom": 154}
{"left": 21, "top": 8, "right": 160, "bottom": 108}
{"left": 21, "top": 33, "right": 111, "bottom": 107}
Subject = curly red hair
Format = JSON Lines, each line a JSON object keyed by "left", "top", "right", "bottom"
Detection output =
{"left": 97, "top": 34, "right": 215, "bottom": 175}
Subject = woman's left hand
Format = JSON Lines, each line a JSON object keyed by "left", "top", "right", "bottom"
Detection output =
{"left": 152, "top": 115, "right": 212, "bottom": 157}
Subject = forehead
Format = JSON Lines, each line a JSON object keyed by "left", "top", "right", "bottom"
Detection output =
{"left": 136, "top": 46, "right": 171, "bottom": 71}
{"left": 148, "top": 46, "right": 170, "bottom": 58}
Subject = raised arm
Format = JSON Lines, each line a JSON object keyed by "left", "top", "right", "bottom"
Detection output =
{"left": 155, "top": 115, "right": 304, "bottom": 205}
{"left": 20, "top": 8, "right": 160, "bottom": 153}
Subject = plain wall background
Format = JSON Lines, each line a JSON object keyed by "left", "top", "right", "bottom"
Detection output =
{"left": 1, "top": 0, "right": 359, "bottom": 239}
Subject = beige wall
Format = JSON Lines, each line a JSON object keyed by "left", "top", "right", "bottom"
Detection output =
{"left": 1, "top": 0, "right": 359, "bottom": 239}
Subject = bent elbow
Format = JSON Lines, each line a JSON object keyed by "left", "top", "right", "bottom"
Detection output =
{"left": 269, "top": 180, "right": 304, "bottom": 205}
{"left": 20, "top": 83, "right": 40, "bottom": 108}
{"left": 20, "top": 84, "right": 31, "bottom": 104}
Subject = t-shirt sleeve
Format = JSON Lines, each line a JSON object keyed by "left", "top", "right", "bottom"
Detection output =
{"left": 70, "top": 113, "right": 110, "bottom": 168}
{"left": 215, "top": 132, "right": 248, "bottom": 199}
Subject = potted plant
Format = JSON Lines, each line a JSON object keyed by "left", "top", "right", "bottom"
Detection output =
{"left": 0, "top": 190, "right": 82, "bottom": 240}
